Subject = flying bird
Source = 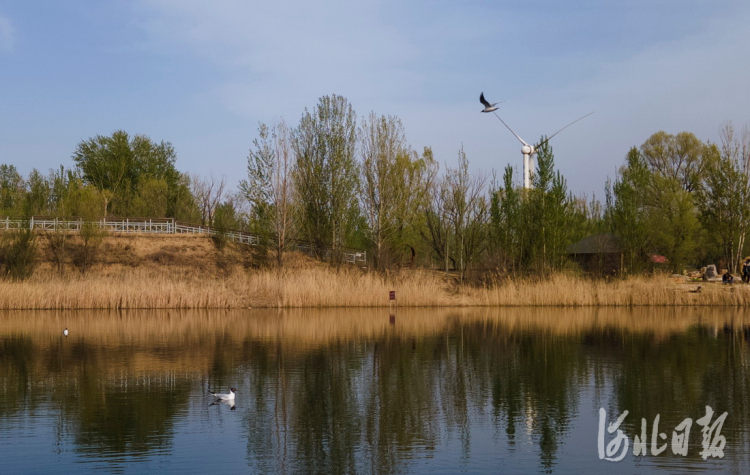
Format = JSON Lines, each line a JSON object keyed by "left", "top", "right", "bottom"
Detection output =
{"left": 209, "top": 388, "right": 236, "bottom": 401}
{"left": 480, "top": 92, "right": 503, "bottom": 113}
{"left": 63, "top": 328, "right": 68, "bottom": 337}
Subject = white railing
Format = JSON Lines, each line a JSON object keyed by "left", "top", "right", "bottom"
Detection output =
{"left": 0, "top": 217, "right": 366, "bottom": 264}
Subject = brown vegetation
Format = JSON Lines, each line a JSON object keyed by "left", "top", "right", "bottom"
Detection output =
{"left": 0, "top": 232, "right": 748, "bottom": 309}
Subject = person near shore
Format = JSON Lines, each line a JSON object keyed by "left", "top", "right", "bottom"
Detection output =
{"left": 723, "top": 271, "right": 734, "bottom": 284}
{"left": 743, "top": 259, "right": 750, "bottom": 284}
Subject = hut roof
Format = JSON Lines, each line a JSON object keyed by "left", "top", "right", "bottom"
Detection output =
{"left": 566, "top": 233, "right": 623, "bottom": 255}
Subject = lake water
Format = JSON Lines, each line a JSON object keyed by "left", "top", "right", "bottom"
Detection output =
{"left": 1, "top": 307, "right": 749, "bottom": 474}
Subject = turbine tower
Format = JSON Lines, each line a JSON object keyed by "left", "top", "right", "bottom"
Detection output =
{"left": 479, "top": 94, "right": 593, "bottom": 188}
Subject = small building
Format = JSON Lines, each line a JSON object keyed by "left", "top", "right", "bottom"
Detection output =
{"left": 566, "top": 233, "right": 624, "bottom": 275}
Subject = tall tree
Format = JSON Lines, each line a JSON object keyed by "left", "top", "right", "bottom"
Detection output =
{"left": 697, "top": 122, "right": 750, "bottom": 272}
{"left": 490, "top": 165, "right": 523, "bottom": 271}
{"left": 292, "top": 95, "right": 358, "bottom": 261}
{"left": 606, "top": 147, "right": 652, "bottom": 274}
{"left": 0, "top": 164, "right": 24, "bottom": 213}
{"left": 240, "top": 120, "right": 296, "bottom": 267}
{"left": 359, "top": 113, "right": 429, "bottom": 269}
{"left": 640, "top": 131, "right": 715, "bottom": 193}
{"left": 444, "top": 146, "right": 488, "bottom": 280}
{"left": 526, "top": 140, "right": 577, "bottom": 271}
{"left": 647, "top": 176, "right": 701, "bottom": 272}
{"left": 24, "top": 169, "right": 51, "bottom": 215}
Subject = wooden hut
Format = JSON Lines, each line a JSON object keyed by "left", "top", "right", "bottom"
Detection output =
{"left": 566, "top": 233, "right": 624, "bottom": 275}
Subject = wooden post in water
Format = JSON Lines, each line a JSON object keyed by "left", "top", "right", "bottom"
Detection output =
{"left": 389, "top": 290, "right": 396, "bottom": 325}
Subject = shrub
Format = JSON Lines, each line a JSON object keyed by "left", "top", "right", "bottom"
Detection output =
{"left": 72, "top": 221, "right": 106, "bottom": 274}
{"left": 0, "top": 223, "right": 37, "bottom": 280}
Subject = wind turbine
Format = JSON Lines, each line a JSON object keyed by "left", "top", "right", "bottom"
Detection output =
{"left": 479, "top": 94, "right": 593, "bottom": 188}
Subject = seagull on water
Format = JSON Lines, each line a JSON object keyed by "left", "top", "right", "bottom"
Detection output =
{"left": 63, "top": 328, "right": 68, "bottom": 337}
{"left": 209, "top": 388, "right": 236, "bottom": 401}
{"left": 480, "top": 92, "right": 504, "bottom": 113}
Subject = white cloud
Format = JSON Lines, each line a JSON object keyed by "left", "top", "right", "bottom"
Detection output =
{"left": 0, "top": 15, "right": 15, "bottom": 52}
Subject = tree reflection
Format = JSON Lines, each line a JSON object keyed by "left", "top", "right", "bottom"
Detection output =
{"left": 1, "top": 308, "right": 750, "bottom": 473}
{"left": 0, "top": 334, "right": 192, "bottom": 464}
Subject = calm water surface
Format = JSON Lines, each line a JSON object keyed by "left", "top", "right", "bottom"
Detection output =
{"left": 1, "top": 307, "right": 749, "bottom": 474}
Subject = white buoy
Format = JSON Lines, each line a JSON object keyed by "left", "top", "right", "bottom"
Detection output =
{"left": 63, "top": 328, "right": 68, "bottom": 337}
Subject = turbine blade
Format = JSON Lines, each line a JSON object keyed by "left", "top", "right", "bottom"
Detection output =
{"left": 536, "top": 111, "right": 595, "bottom": 148}
{"left": 492, "top": 112, "right": 528, "bottom": 146}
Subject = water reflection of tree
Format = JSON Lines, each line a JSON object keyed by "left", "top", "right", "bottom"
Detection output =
{"left": 3, "top": 308, "right": 750, "bottom": 473}
{"left": 239, "top": 319, "right": 587, "bottom": 473}
{"left": 0, "top": 336, "right": 192, "bottom": 464}
{"left": 238, "top": 316, "right": 750, "bottom": 473}
{"left": 457, "top": 320, "right": 584, "bottom": 470}
{"left": 0, "top": 336, "right": 34, "bottom": 419}
{"left": 602, "top": 324, "right": 750, "bottom": 460}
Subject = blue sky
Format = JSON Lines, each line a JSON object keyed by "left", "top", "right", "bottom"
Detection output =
{"left": 2, "top": 1, "right": 749, "bottom": 198}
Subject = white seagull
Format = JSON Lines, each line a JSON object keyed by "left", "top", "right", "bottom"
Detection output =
{"left": 63, "top": 328, "right": 68, "bottom": 337}
{"left": 480, "top": 92, "right": 503, "bottom": 113}
{"left": 209, "top": 388, "right": 236, "bottom": 400}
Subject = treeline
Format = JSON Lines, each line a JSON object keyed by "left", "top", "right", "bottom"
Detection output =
{"left": 240, "top": 94, "right": 601, "bottom": 275}
{"left": 2, "top": 94, "right": 749, "bottom": 277}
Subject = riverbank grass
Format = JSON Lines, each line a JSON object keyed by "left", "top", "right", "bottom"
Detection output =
{"left": 0, "top": 266, "right": 745, "bottom": 309}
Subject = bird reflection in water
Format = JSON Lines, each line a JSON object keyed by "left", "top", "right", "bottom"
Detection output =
{"left": 209, "top": 399, "right": 236, "bottom": 411}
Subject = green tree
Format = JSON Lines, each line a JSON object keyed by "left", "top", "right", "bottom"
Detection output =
{"left": 359, "top": 113, "right": 430, "bottom": 270}
{"left": 525, "top": 140, "right": 577, "bottom": 271}
{"left": 640, "top": 131, "right": 715, "bottom": 193}
{"left": 490, "top": 165, "right": 523, "bottom": 271}
{"left": 0, "top": 164, "right": 24, "bottom": 214}
{"left": 292, "top": 95, "right": 359, "bottom": 261}
{"left": 131, "top": 178, "right": 169, "bottom": 218}
{"left": 696, "top": 122, "right": 750, "bottom": 272}
{"left": 73, "top": 130, "right": 182, "bottom": 217}
{"left": 240, "top": 120, "right": 296, "bottom": 266}
{"left": 647, "top": 176, "right": 701, "bottom": 272}
{"left": 24, "top": 169, "right": 51, "bottom": 215}
{"left": 606, "top": 147, "right": 652, "bottom": 274}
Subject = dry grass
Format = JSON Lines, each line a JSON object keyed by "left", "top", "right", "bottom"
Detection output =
{"left": 0, "top": 264, "right": 748, "bottom": 309}
{"left": 473, "top": 273, "right": 749, "bottom": 306}
{"left": 2, "top": 232, "right": 747, "bottom": 308}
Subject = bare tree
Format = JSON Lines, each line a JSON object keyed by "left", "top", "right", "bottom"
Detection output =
{"left": 191, "top": 173, "right": 226, "bottom": 226}
{"left": 421, "top": 158, "right": 453, "bottom": 271}
{"left": 444, "top": 146, "right": 489, "bottom": 280}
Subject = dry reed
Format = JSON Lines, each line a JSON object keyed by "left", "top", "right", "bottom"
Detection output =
{"left": 0, "top": 266, "right": 747, "bottom": 309}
